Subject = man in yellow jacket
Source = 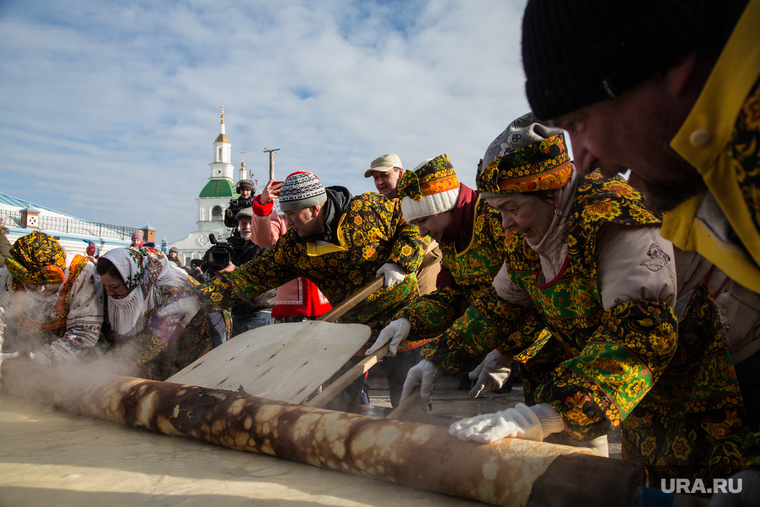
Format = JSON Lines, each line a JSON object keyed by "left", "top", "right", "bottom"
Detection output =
{"left": 520, "top": 0, "right": 760, "bottom": 500}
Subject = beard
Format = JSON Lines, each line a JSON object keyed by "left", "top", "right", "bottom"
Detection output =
{"left": 634, "top": 150, "right": 707, "bottom": 215}
{"left": 642, "top": 174, "right": 708, "bottom": 215}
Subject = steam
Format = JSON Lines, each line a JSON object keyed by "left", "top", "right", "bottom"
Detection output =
{"left": 0, "top": 289, "right": 141, "bottom": 388}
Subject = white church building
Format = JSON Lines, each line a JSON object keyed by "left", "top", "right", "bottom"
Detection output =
{"left": 168, "top": 112, "right": 252, "bottom": 265}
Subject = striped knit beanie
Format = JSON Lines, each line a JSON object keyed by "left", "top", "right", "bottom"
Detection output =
{"left": 279, "top": 171, "right": 327, "bottom": 212}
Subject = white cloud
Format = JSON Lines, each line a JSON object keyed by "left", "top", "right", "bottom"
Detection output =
{"left": 0, "top": 0, "right": 530, "bottom": 242}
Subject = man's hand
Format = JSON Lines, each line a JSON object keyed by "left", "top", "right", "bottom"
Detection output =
{"left": 400, "top": 359, "right": 442, "bottom": 405}
{"left": 365, "top": 318, "right": 411, "bottom": 357}
{"left": 225, "top": 209, "right": 232, "bottom": 217}
{"left": 156, "top": 297, "right": 202, "bottom": 326}
{"left": 449, "top": 403, "right": 565, "bottom": 443}
{"left": 468, "top": 349, "right": 512, "bottom": 398}
{"left": 376, "top": 263, "right": 405, "bottom": 288}
{"left": 216, "top": 262, "right": 236, "bottom": 274}
{"left": 260, "top": 180, "right": 282, "bottom": 205}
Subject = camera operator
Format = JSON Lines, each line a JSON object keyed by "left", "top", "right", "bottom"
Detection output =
{"left": 183, "top": 259, "right": 208, "bottom": 283}
{"left": 224, "top": 179, "right": 255, "bottom": 229}
{"left": 215, "top": 207, "right": 276, "bottom": 337}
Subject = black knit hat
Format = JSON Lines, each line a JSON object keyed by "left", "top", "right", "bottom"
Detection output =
{"left": 521, "top": 0, "right": 747, "bottom": 120}
{"left": 236, "top": 179, "right": 254, "bottom": 192}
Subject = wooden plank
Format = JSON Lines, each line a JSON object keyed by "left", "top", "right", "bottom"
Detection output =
{"left": 166, "top": 320, "right": 371, "bottom": 402}
{"left": 166, "top": 277, "right": 383, "bottom": 402}
{"left": 305, "top": 344, "right": 388, "bottom": 408}
{"left": 316, "top": 277, "right": 383, "bottom": 322}
{"left": 386, "top": 387, "right": 422, "bottom": 419}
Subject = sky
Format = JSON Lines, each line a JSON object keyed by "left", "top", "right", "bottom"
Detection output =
{"left": 0, "top": 0, "right": 531, "bottom": 243}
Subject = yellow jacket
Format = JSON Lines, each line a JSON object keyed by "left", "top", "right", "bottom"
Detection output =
{"left": 665, "top": 0, "right": 760, "bottom": 293}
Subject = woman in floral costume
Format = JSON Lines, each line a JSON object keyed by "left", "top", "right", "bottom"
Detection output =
{"left": 0, "top": 231, "right": 104, "bottom": 364}
{"left": 404, "top": 113, "right": 753, "bottom": 481}
{"left": 97, "top": 247, "right": 227, "bottom": 380}
{"left": 367, "top": 154, "right": 523, "bottom": 400}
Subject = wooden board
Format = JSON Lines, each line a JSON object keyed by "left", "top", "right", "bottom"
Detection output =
{"left": 166, "top": 320, "right": 371, "bottom": 402}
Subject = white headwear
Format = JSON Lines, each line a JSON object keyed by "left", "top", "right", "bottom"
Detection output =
{"left": 103, "top": 247, "right": 188, "bottom": 336}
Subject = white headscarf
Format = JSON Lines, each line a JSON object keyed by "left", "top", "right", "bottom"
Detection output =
{"left": 103, "top": 247, "right": 188, "bottom": 336}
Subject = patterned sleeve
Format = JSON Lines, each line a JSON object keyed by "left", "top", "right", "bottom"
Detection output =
{"left": 395, "top": 285, "right": 473, "bottom": 339}
{"left": 421, "top": 286, "right": 541, "bottom": 376}
{"left": 109, "top": 288, "right": 188, "bottom": 367}
{"left": 536, "top": 299, "right": 678, "bottom": 441}
{"left": 195, "top": 235, "right": 300, "bottom": 311}
{"left": 48, "top": 263, "right": 105, "bottom": 363}
{"left": 385, "top": 203, "right": 425, "bottom": 276}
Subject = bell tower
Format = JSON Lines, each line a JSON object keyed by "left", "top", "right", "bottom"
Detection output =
{"left": 209, "top": 106, "right": 234, "bottom": 180}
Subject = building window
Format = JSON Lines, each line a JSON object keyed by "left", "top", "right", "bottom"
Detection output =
{"left": 211, "top": 205, "right": 223, "bottom": 221}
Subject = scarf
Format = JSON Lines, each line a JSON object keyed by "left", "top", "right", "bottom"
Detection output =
{"left": 103, "top": 247, "right": 188, "bottom": 336}
{"left": 6, "top": 231, "right": 67, "bottom": 285}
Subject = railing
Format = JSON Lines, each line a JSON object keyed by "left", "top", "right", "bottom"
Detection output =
{"left": 0, "top": 209, "right": 137, "bottom": 240}
{"left": 0, "top": 210, "right": 22, "bottom": 228}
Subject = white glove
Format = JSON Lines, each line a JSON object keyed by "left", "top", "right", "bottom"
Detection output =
{"left": 449, "top": 402, "right": 565, "bottom": 443}
{"left": 400, "top": 359, "right": 442, "bottom": 405}
{"left": 468, "top": 349, "right": 512, "bottom": 398}
{"left": 365, "top": 318, "right": 411, "bottom": 357}
{"left": 376, "top": 263, "right": 406, "bottom": 288}
{"left": 156, "top": 297, "right": 202, "bottom": 326}
{"left": 30, "top": 349, "right": 52, "bottom": 365}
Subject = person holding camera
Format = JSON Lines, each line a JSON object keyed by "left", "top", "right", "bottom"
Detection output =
{"left": 224, "top": 180, "right": 255, "bottom": 229}
{"left": 217, "top": 207, "right": 276, "bottom": 337}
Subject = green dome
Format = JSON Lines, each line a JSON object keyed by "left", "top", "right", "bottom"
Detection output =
{"left": 199, "top": 179, "right": 238, "bottom": 198}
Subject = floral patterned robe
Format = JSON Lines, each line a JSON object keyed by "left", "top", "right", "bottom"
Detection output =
{"left": 196, "top": 192, "right": 426, "bottom": 345}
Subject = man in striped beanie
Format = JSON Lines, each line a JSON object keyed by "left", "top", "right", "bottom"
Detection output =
{"left": 161, "top": 169, "right": 431, "bottom": 411}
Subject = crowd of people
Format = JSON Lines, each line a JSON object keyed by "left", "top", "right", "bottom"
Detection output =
{"left": 1, "top": 0, "right": 759, "bottom": 503}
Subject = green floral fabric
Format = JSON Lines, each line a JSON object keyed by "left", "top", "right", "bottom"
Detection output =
{"left": 396, "top": 195, "right": 510, "bottom": 348}
{"left": 423, "top": 172, "right": 752, "bottom": 480}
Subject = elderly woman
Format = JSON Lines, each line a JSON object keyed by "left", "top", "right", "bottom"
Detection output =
{"left": 403, "top": 113, "right": 751, "bottom": 481}
{"left": 0, "top": 231, "right": 104, "bottom": 365}
{"left": 97, "top": 247, "right": 227, "bottom": 380}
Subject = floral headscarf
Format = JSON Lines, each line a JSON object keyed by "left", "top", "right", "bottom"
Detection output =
{"left": 5, "top": 231, "right": 67, "bottom": 285}
{"left": 476, "top": 112, "right": 572, "bottom": 196}
{"left": 102, "top": 247, "right": 187, "bottom": 335}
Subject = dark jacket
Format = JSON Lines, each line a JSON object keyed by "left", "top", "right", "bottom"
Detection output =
{"left": 224, "top": 196, "right": 255, "bottom": 228}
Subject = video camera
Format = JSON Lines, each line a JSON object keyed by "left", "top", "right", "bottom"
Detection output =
{"left": 201, "top": 233, "right": 247, "bottom": 276}
{"left": 227, "top": 198, "right": 242, "bottom": 222}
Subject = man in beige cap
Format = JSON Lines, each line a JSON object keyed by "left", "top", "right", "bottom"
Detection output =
{"left": 366, "top": 154, "right": 442, "bottom": 297}
{"left": 365, "top": 154, "right": 404, "bottom": 199}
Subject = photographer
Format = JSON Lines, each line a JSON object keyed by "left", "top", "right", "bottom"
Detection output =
{"left": 224, "top": 180, "right": 254, "bottom": 229}
{"left": 209, "top": 207, "right": 276, "bottom": 337}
